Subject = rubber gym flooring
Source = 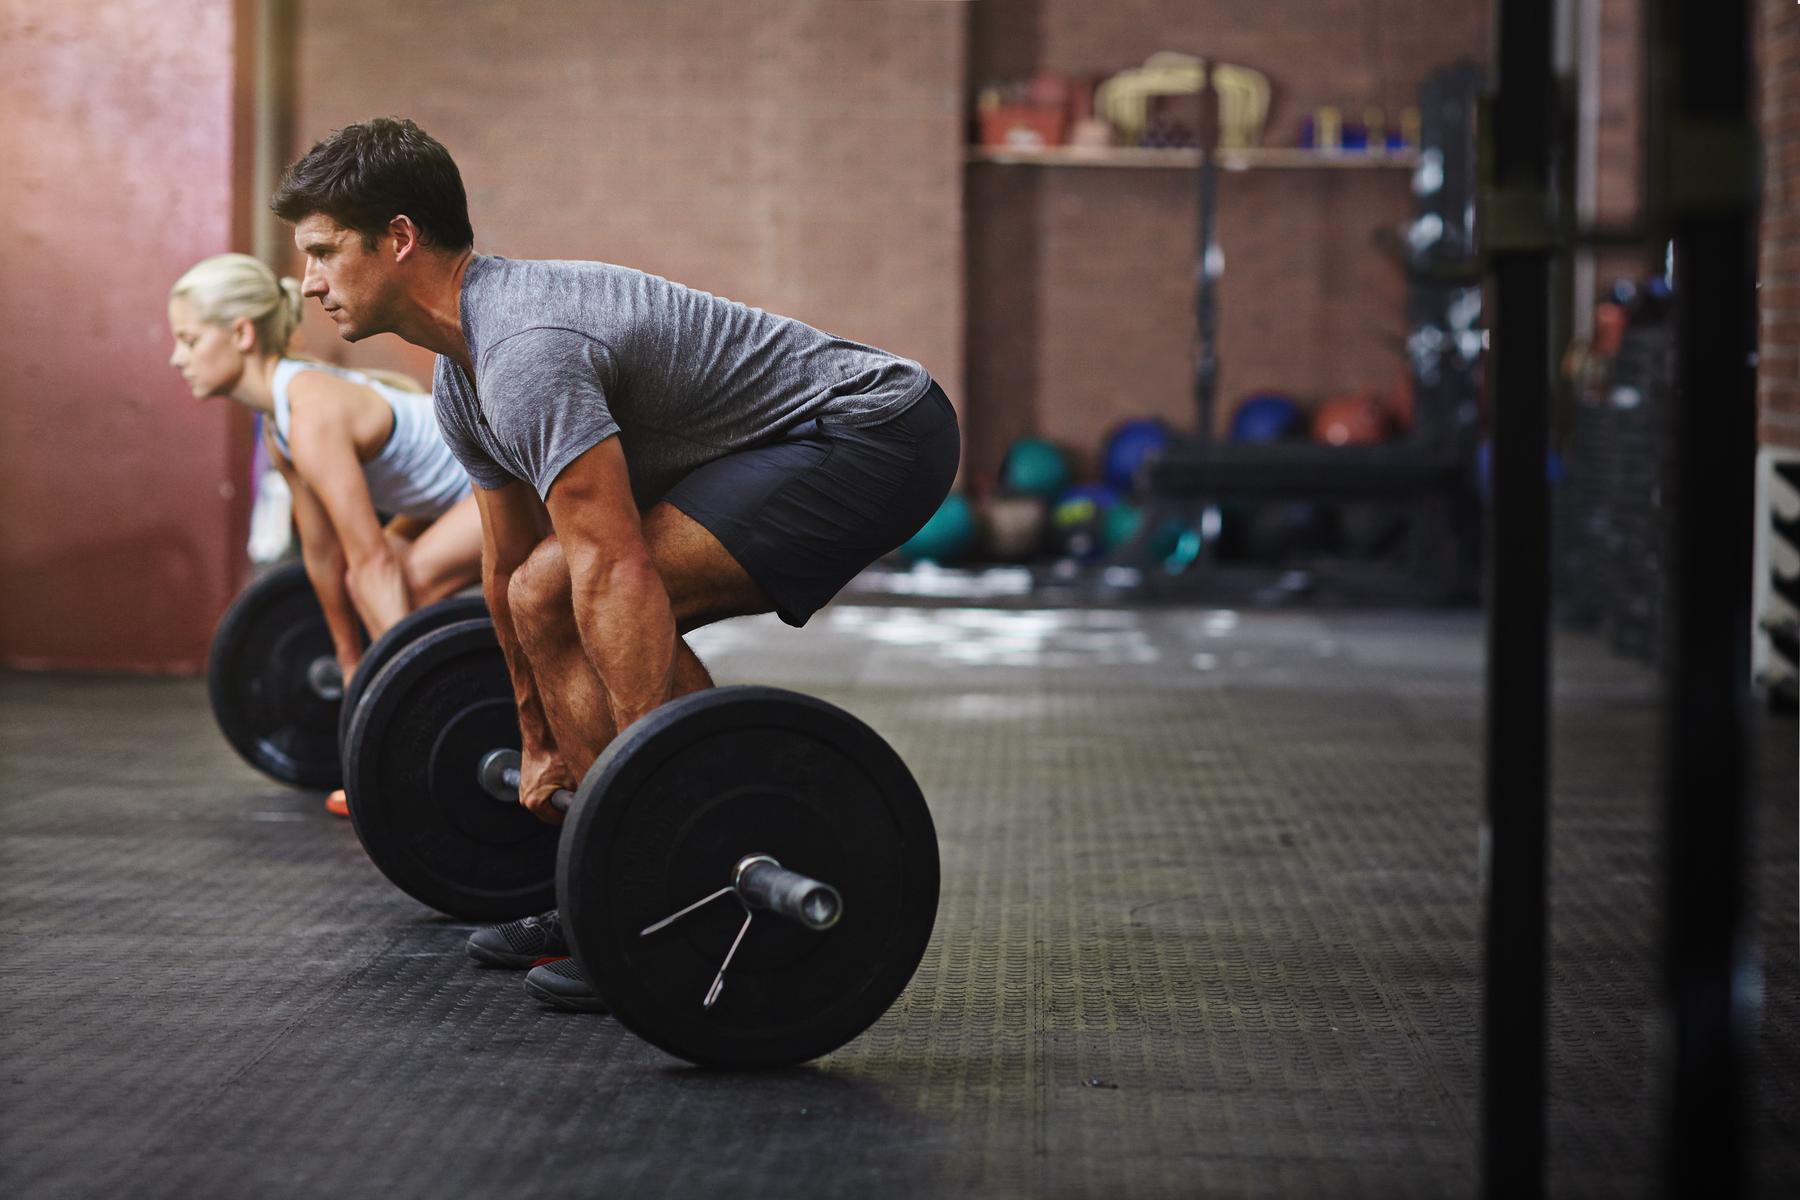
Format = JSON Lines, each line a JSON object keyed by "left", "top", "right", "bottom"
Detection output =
{"left": 2, "top": 599, "right": 1796, "bottom": 1199}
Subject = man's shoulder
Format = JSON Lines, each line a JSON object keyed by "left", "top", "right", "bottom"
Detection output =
{"left": 428, "top": 354, "right": 457, "bottom": 395}
{"left": 466, "top": 255, "right": 639, "bottom": 357}
{"left": 469, "top": 253, "right": 640, "bottom": 295}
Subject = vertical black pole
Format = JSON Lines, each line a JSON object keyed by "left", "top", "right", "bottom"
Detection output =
{"left": 1194, "top": 73, "right": 1220, "bottom": 447}
{"left": 1482, "top": 1, "right": 1555, "bottom": 1196}
{"left": 1650, "top": 0, "right": 1760, "bottom": 1192}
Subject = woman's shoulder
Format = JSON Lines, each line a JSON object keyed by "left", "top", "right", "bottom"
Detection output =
{"left": 281, "top": 360, "right": 384, "bottom": 419}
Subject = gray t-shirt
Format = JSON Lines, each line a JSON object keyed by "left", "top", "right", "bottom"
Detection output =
{"left": 433, "top": 255, "right": 930, "bottom": 507}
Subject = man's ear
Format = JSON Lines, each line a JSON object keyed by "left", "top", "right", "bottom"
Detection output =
{"left": 389, "top": 215, "right": 422, "bottom": 264}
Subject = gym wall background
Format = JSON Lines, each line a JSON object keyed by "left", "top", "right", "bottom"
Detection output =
{"left": 282, "top": 0, "right": 968, "bottom": 441}
{"left": 1, "top": 0, "right": 1795, "bottom": 673}
{"left": 1, "top": 0, "right": 257, "bottom": 673}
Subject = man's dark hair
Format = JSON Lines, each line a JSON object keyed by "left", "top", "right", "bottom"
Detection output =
{"left": 271, "top": 117, "right": 474, "bottom": 251}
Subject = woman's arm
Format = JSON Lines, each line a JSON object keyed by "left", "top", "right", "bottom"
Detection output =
{"left": 284, "top": 371, "right": 411, "bottom": 637}
{"left": 268, "top": 431, "right": 365, "bottom": 674}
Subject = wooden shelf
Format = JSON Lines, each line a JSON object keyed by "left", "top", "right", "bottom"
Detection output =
{"left": 967, "top": 145, "right": 1417, "bottom": 171}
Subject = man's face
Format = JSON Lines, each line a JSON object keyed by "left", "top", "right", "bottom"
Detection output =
{"left": 293, "top": 213, "right": 398, "bottom": 342}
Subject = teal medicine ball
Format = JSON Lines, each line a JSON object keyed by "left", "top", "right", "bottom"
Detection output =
{"left": 1000, "top": 438, "right": 1072, "bottom": 499}
{"left": 899, "top": 494, "right": 978, "bottom": 564}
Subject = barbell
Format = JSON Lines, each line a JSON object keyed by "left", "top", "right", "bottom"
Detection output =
{"left": 341, "top": 618, "right": 940, "bottom": 1069}
{"left": 207, "top": 563, "right": 348, "bottom": 789}
{"left": 206, "top": 562, "right": 487, "bottom": 789}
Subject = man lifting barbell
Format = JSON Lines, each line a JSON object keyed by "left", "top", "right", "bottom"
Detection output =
{"left": 272, "top": 117, "right": 959, "bottom": 1012}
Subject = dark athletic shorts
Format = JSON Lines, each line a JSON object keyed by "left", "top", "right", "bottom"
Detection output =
{"left": 664, "top": 380, "right": 960, "bottom": 627}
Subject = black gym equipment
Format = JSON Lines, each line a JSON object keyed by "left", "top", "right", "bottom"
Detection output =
{"left": 560, "top": 686, "right": 939, "bottom": 1070}
{"left": 336, "top": 591, "right": 490, "bottom": 764}
{"left": 208, "top": 562, "right": 353, "bottom": 790}
{"left": 1482, "top": 2, "right": 1555, "bottom": 1190}
{"left": 343, "top": 618, "right": 558, "bottom": 921}
{"left": 209, "top": 565, "right": 490, "bottom": 792}
{"left": 341, "top": 621, "right": 940, "bottom": 1068}
{"left": 1479, "top": 0, "right": 1760, "bottom": 1195}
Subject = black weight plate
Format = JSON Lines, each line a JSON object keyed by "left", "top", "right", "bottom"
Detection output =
{"left": 207, "top": 562, "right": 348, "bottom": 790}
{"left": 559, "top": 686, "right": 939, "bottom": 1069}
{"left": 338, "top": 591, "right": 489, "bottom": 764}
{"left": 343, "top": 618, "right": 558, "bottom": 921}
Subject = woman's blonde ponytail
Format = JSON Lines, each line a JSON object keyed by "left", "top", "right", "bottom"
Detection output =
{"left": 169, "top": 253, "right": 300, "bottom": 356}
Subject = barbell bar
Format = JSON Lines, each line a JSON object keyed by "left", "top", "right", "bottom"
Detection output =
{"left": 474, "top": 749, "right": 845, "bottom": 933}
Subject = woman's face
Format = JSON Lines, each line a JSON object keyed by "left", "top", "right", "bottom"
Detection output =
{"left": 167, "top": 297, "right": 247, "bottom": 398}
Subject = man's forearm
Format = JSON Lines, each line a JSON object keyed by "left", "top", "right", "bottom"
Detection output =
{"left": 566, "top": 553, "right": 677, "bottom": 734}
{"left": 483, "top": 564, "right": 559, "bottom": 760}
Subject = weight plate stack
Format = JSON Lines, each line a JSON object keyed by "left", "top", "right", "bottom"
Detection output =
{"left": 337, "top": 591, "right": 490, "bottom": 765}
{"left": 343, "top": 619, "right": 559, "bottom": 921}
{"left": 207, "top": 562, "right": 348, "bottom": 790}
{"left": 559, "top": 686, "right": 939, "bottom": 1069}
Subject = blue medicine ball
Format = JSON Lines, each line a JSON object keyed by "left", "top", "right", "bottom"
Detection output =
{"left": 1230, "top": 393, "right": 1306, "bottom": 444}
{"left": 1100, "top": 419, "right": 1172, "bottom": 495}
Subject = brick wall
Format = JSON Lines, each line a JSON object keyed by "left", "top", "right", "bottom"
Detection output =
{"left": 1595, "top": 0, "right": 1642, "bottom": 229}
{"left": 1589, "top": 0, "right": 1649, "bottom": 298}
{"left": 967, "top": 0, "right": 1489, "bottom": 481}
{"left": 287, "top": 0, "right": 967, "bottom": 428}
{"left": 1762, "top": 0, "right": 1800, "bottom": 451}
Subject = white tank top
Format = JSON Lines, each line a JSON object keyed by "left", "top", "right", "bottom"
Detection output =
{"left": 269, "top": 359, "right": 471, "bottom": 520}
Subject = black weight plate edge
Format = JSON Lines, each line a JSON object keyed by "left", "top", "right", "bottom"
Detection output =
{"left": 559, "top": 685, "right": 940, "bottom": 1069}
{"left": 338, "top": 591, "right": 491, "bottom": 765}
{"left": 206, "top": 562, "right": 342, "bottom": 789}
{"left": 567, "top": 687, "right": 939, "bottom": 1067}
{"left": 344, "top": 617, "right": 554, "bottom": 921}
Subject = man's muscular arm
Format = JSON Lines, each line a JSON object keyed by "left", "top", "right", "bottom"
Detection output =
{"left": 542, "top": 436, "right": 677, "bottom": 734}
{"left": 472, "top": 481, "right": 568, "bottom": 808}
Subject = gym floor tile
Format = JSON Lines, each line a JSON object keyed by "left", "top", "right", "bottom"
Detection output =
{"left": 1, "top": 604, "right": 1793, "bottom": 1198}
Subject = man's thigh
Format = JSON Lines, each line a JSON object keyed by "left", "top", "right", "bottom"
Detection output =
{"left": 642, "top": 503, "right": 775, "bottom": 633}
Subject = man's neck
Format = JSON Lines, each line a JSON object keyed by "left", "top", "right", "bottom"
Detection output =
{"left": 395, "top": 249, "right": 477, "bottom": 377}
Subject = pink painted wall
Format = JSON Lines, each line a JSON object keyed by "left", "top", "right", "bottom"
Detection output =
{"left": 0, "top": 0, "right": 255, "bottom": 671}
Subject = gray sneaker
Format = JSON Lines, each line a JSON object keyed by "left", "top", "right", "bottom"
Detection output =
{"left": 466, "top": 910, "right": 567, "bottom": 969}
